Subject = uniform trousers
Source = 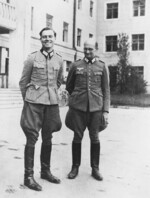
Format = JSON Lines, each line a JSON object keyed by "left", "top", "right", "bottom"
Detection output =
{"left": 65, "top": 108, "right": 107, "bottom": 143}
{"left": 20, "top": 102, "right": 62, "bottom": 147}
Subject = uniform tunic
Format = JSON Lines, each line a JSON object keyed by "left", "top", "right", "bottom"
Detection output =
{"left": 19, "top": 50, "right": 63, "bottom": 146}
{"left": 19, "top": 50, "right": 63, "bottom": 104}
{"left": 66, "top": 57, "right": 110, "bottom": 112}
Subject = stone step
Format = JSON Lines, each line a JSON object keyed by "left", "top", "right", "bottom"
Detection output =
{"left": 0, "top": 87, "right": 68, "bottom": 108}
{"left": 0, "top": 88, "right": 23, "bottom": 109}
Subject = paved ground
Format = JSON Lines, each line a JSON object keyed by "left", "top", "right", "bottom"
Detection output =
{"left": 0, "top": 106, "right": 150, "bottom": 198}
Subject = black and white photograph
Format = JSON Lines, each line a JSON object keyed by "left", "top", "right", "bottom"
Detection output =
{"left": 0, "top": 0, "right": 150, "bottom": 197}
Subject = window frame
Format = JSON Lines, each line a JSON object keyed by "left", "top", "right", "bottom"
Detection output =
{"left": 63, "top": 22, "right": 69, "bottom": 42}
{"left": 31, "top": 6, "right": 34, "bottom": 31}
{"left": 106, "top": 2, "right": 118, "bottom": 19}
{"left": 133, "top": 66, "right": 144, "bottom": 78}
{"left": 132, "top": 34, "right": 145, "bottom": 51}
{"left": 46, "top": 14, "right": 53, "bottom": 28}
{"left": 90, "top": 0, "right": 94, "bottom": 17}
{"left": 133, "top": 0, "right": 145, "bottom": 17}
{"left": 77, "top": 28, "right": 82, "bottom": 47}
{"left": 78, "top": 0, "right": 82, "bottom": 10}
{"left": 89, "top": 33, "right": 93, "bottom": 38}
{"left": 106, "top": 35, "right": 118, "bottom": 52}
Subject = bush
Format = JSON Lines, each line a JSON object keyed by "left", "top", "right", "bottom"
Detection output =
{"left": 125, "top": 68, "right": 147, "bottom": 94}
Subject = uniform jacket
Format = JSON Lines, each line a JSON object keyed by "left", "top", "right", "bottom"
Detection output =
{"left": 19, "top": 50, "right": 63, "bottom": 105}
{"left": 66, "top": 57, "right": 110, "bottom": 112}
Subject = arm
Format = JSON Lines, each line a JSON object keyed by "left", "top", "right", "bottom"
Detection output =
{"left": 101, "top": 64, "right": 110, "bottom": 125}
{"left": 57, "top": 60, "right": 63, "bottom": 88}
{"left": 19, "top": 54, "right": 33, "bottom": 100}
{"left": 66, "top": 64, "right": 76, "bottom": 95}
{"left": 101, "top": 63, "right": 110, "bottom": 113}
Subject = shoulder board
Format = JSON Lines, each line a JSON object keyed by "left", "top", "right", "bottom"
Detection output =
{"left": 31, "top": 51, "right": 37, "bottom": 54}
{"left": 56, "top": 53, "right": 62, "bottom": 57}
{"left": 99, "top": 60, "right": 104, "bottom": 64}
{"left": 73, "top": 59, "right": 82, "bottom": 66}
{"left": 74, "top": 59, "right": 81, "bottom": 62}
{"left": 95, "top": 57, "right": 104, "bottom": 63}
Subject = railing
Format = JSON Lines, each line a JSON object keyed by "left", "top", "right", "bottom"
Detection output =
{"left": 0, "top": 1, "right": 16, "bottom": 23}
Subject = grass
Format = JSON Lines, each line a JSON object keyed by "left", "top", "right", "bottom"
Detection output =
{"left": 111, "top": 93, "right": 150, "bottom": 107}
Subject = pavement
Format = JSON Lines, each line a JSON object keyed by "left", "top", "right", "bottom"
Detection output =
{"left": 0, "top": 106, "right": 150, "bottom": 198}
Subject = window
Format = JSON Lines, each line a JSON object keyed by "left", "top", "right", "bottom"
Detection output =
{"left": 6, "top": 0, "right": 10, "bottom": 3}
{"left": 77, "top": 28, "right": 82, "bottom": 47}
{"left": 46, "top": 14, "right": 53, "bottom": 28}
{"left": 0, "top": 47, "right": 9, "bottom": 74}
{"left": 31, "top": 7, "right": 34, "bottom": 31}
{"left": 78, "top": 0, "right": 82, "bottom": 9}
{"left": 63, "top": 22, "right": 69, "bottom": 42}
{"left": 133, "top": 0, "right": 145, "bottom": 16}
{"left": 132, "top": 34, "right": 144, "bottom": 50}
{"left": 106, "top": 36, "right": 117, "bottom": 52}
{"left": 66, "top": 61, "right": 72, "bottom": 72}
{"left": 89, "top": 33, "right": 93, "bottom": 38}
{"left": 134, "top": 66, "right": 144, "bottom": 78}
{"left": 107, "top": 3, "right": 118, "bottom": 19}
{"left": 90, "top": 1, "right": 94, "bottom": 17}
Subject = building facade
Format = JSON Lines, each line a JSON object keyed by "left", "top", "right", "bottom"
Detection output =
{"left": 96, "top": 0, "right": 150, "bottom": 92}
{"left": 0, "top": 0, "right": 97, "bottom": 88}
{"left": 0, "top": 0, "right": 150, "bottom": 92}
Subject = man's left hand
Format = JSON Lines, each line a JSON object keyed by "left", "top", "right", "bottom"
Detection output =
{"left": 103, "top": 112, "right": 109, "bottom": 125}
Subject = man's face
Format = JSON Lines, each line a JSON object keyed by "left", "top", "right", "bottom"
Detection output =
{"left": 84, "top": 43, "right": 95, "bottom": 60}
{"left": 40, "top": 30, "right": 56, "bottom": 51}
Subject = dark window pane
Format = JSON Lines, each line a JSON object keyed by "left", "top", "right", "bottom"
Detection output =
{"left": 132, "top": 43, "right": 138, "bottom": 50}
{"left": 139, "top": 43, "right": 144, "bottom": 50}
{"left": 139, "top": 34, "right": 144, "bottom": 40}
{"left": 134, "top": 10, "right": 138, "bottom": 16}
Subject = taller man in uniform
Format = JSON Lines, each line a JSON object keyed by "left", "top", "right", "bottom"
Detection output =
{"left": 19, "top": 27, "right": 63, "bottom": 191}
{"left": 65, "top": 38, "right": 110, "bottom": 181}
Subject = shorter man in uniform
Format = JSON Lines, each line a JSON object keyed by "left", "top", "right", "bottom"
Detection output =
{"left": 65, "top": 38, "right": 110, "bottom": 181}
{"left": 19, "top": 27, "right": 63, "bottom": 191}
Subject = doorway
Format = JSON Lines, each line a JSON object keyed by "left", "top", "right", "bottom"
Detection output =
{"left": 0, "top": 47, "right": 9, "bottom": 88}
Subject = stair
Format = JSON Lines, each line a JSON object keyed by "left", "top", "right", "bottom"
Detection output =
{"left": 0, "top": 88, "right": 23, "bottom": 109}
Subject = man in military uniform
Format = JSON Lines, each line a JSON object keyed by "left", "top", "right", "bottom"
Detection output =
{"left": 19, "top": 27, "right": 63, "bottom": 191}
{"left": 65, "top": 38, "right": 110, "bottom": 181}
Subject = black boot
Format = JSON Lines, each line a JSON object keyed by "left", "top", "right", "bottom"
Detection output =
{"left": 90, "top": 142, "right": 103, "bottom": 181}
{"left": 40, "top": 144, "right": 61, "bottom": 184}
{"left": 24, "top": 146, "right": 42, "bottom": 191}
{"left": 68, "top": 142, "right": 81, "bottom": 179}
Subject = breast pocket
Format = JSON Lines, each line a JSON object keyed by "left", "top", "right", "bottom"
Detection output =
{"left": 76, "top": 71, "right": 85, "bottom": 82}
{"left": 93, "top": 71, "right": 102, "bottom": 82}
{"left": 32, "top": 60, "right": 46, "bottom": 78}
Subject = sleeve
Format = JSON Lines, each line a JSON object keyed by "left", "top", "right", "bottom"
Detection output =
{"left": 19, "top": 54, "right": 33, "bottom": 100}
{"left": 66, "top": 63, "right": 76, "bottom": 95}
{"left": 57, "top": 59, "right": 64, "bottom": 88}
{"left": 101, "top": 63, "right": 110, "bottom": 113}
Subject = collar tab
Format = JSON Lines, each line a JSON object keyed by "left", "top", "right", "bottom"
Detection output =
{"left": 84, "top": 57, "right": 96, "bottom": 64}
{"left": 41, "top": 49, "right": 54, "bottom": 58}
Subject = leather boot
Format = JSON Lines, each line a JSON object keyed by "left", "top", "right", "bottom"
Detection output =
{"left": 40, "top": 144, "right": 61, "bottom": 184}
{"left": 68, "top": 142, "right": 81, "bottom": 179}
{"left": 24, "top": 146, "right": 42, "bottom": 191}
{"left": 90, "top": 142, "right": 103, "bottom": 181}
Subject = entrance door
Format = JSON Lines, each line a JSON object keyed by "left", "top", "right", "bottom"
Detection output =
{"left": 0, "top": 47, "right": 9, "bottom": 88}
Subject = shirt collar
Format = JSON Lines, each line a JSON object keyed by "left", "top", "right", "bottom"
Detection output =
{"left": 84, "top": 57, "right": 96, "bottom": 64}
{"left": 41, "top": 49, "right": 54, "bottom": 58}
